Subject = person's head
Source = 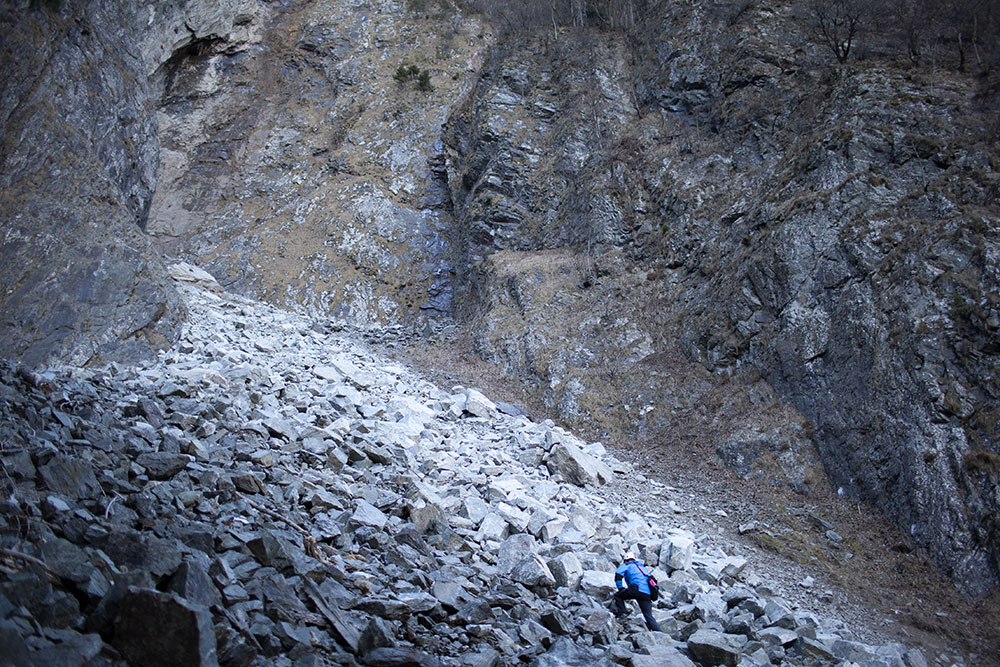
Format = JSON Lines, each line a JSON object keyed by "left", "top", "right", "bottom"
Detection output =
{"left": 622, "top": 551, "right": 635, "bottom": 562}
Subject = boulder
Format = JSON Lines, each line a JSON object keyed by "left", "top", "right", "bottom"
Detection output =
{"left": 660, "top": 530, "right": 696, "bottom": 572}
{"left": 38, "top": 456, "right": 101, "bottom": 499}
{"left": 351, "top": 500, "right": 389, "bottom": 531}
{"left": 113, "top": 588, "right": 217, "bottom": 667}
{"left": 548, "top": 552, "right": 583, "bottom": 590}
{"left": 686, "top": 629, "right": 744, "bottom": 667}
{"left": 136, "top": 452, "right": 192, "bottom": 479}
{"left": 579, "top": 570, "right": 616, "bottom": 597}
{"left": 510, "top": 555, "right": 557, "bottom": 588}
{"left": 361, "top": 646, "right": 441, "bottom": 667}
{"left": 497, "top": 534, "right": 538, "bottom": 577}
{"left": 630, "top": 645, "right": 697, "bottom": 667}
{"left": 462, "top": 389, "right": 498, "bottom": 419}
{"left": 546, "top": 442, "right": 613, "bottom": 487}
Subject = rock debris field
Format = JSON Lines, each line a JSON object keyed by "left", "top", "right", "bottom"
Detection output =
{"left": 0, "top": 268, "right": 932, "bottom": 667}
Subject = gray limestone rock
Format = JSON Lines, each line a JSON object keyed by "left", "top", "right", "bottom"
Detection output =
{"left": 548, "top": 552, "right": 583, "bottom": 590}
{"left": 351, "top": 500, "right": 389, "bottom": 531}
{"left": 530, "top": 636, "right": 614, "bottom": 666}
{"left": 686, "top": 629, "right": 744, "bottom": 667}
{"left": 510, "top": 555, "right": 557, "bottom": 588}
{"left": 546, "top": 442, "right": 613, "bottom": 487}
{"left": 660, "top": 530, "right": 696, "bottom": 573}
{"left": 629, "top": 645, "right": 697, "bottom": 667}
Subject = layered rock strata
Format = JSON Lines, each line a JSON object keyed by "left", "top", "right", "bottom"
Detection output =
{"left": 443, "top": 3, "right": 1000, "bottom": 595}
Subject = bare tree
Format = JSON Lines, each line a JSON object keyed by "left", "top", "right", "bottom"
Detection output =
{"left": 807, "top": 0, "right": 866, "bottom": 62}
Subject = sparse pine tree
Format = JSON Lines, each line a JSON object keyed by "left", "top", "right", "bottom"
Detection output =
{"left": 393, "top": 64, "right": 411, "bottom": 84}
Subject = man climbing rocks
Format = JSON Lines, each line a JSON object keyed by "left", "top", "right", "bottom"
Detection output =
{"left": 611, "top": 551, "right": 661, "bottom": 631}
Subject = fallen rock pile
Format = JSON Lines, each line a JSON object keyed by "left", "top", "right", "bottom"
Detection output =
{"left": 0, "top": 280, "right": 929, "bottom": 666}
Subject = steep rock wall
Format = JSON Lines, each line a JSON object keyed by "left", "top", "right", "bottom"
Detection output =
{"left": 637, "top": 2, "right": 1000, "bottom": 596}
{"left": 443, "top": 3, "right": 999, "bottom": 595}
{"left": 146, "top": 0, "right": 489, "bottom": 324}
{"left": 0, "top": 0, "right": 259, "bottom": 366}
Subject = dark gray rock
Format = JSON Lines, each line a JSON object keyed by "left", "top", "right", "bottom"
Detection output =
{"left": 529, "top": 636, "right": 614, "bottom": 667}
{"left": 361, "top": 646, "right": 441, "bottom": 667}
{"left": 136, "top": 452, "right": 192, "bottom": 479}
{"left": 460, "top": 647, "right": 502, "bottom": 667}
{"left": 25, "top": 630, "right": 103, "bottom": 667}
{"left": 38, "top": 456, "right": 101, "bottom": 499}
{"left": 455, "top": 599, "right": 494, "bottom": 625}
{"left": 358, "top": 617, "right": 397, "bottom": 657}
{"left": 166, "top": 559, "right": 223, "bottom": 609}
{"left": 0, "top": 1, "right": 184, "bottom": 368}
{"left": 353, "top": 598, "right": 414, "bottom": 622}
{"left": 247, "top": 531, "right": 309, "bottom": 574}
{"left": 113, "top": 587, "right": 218, "bottom": 667}
{"left": 539, "top": 609, "right": 574, "bottom": 636}
{"left": 686, "top": 629, "right": 744, "bottom": 667}
{"left": 102, "top": 530, "right": 184, "bottom": 578}
{"left": 0, "top": 620, "right": 32, "bottom": 666}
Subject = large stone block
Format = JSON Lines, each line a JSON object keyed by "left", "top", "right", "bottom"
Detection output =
{"left": 113, "top": 588, "right": 218, "bottom": 666}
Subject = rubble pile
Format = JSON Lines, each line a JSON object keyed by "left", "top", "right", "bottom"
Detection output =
{"left": 0, "top": 279, "right": 927, "bottom": 666}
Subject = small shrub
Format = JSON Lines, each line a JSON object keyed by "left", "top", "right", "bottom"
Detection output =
{"left": 951, "top": 290, "right": 976, "bottom": 321}
{"left": 393, "top": 64, "right": 412, "bottom": 84}
{"left": 416, "top": 70, "right": 433, "bottom": 91}
{"left": 393, "top": 63, "right": 432, "bottom": 92}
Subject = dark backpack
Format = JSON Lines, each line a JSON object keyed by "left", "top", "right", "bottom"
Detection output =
{"left": 636, "top": 563, "right": 659, "bottom": 601}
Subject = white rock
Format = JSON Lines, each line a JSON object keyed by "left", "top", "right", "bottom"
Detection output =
{"left": 331, "top": 358, "right": 375, "bottom": 389}
{"left": 462, "top": 496, "right": 491, "bottom": 525}
{"left": 350, "top": 500, "right": 387, "bottom": 530}
{"left": 497, "top": 502, "right": 531, "bottom": 533}
{"left": 661, "top": 529, "right": 696, "bottom": 572}
{"left": 463, "top": 388, "right": 498, "bottom": 419}
{"left": 476, "top": 513, "right": 509, "bottom": 543}
{"left": 313, "top": 366, "right": 341, "bottom": 382}
{"left": 548, "top": 552, "right": 583, "bottom": 590}
{"left": 169, "top": 262, "right": 222, "bottom": 291}
{"left": 545, "top": 441, "right": 613, "bottom": 487}
{"left": 540, "top": 517, "right": 567, "bottom": 541}
{"left": 578, "top": 570, "right": 616, "bottom": 597}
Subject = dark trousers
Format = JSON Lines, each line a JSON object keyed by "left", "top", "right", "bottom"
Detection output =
{"left": 611, "top": 586, "right": 661, "bottom": 631}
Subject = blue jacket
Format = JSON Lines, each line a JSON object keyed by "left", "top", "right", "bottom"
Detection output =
{"left": 615, "top": 559, "right": 651, "bottom": 594}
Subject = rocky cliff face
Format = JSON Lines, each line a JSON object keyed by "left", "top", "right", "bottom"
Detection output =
{"left": 0, "top": 0, "right": 260, "bottom": 366}
{"left": 1, "top": 0, "right": 173, "bottom": 366}
{"left": 0, "top": 0, "right": 996, "bottom": 599}
{"left": 146, "top": 0, "right": 488, "bottom": 323}
{"left": 442, "top": 2, "right": 999, "bottom": 596}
